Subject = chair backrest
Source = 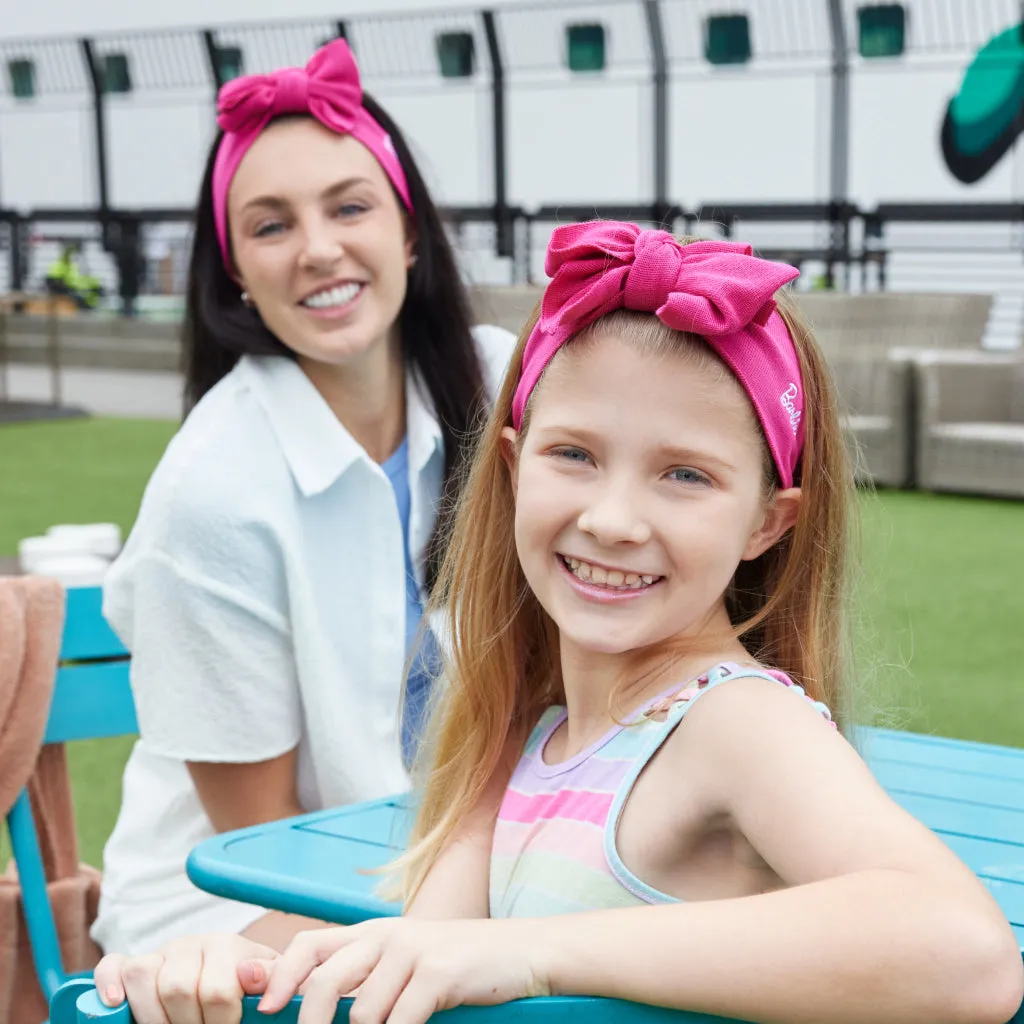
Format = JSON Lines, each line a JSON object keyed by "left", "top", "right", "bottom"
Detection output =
{"left": 47, "top": 586, "right": 136, "bottom": 743}
{"left": 918, "top": 355, "right": 1020, "bottom": 428}
{"left": 5, "top": 584, "right": 136, "bottom": 1005}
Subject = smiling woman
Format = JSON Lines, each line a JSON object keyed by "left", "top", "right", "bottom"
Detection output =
{"left": 87, "top": 37, "right": 515, "bottom": 973}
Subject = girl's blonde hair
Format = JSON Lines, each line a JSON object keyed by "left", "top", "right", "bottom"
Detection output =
{"left": 391, "top": 241, "right": 857, "bottom": 905}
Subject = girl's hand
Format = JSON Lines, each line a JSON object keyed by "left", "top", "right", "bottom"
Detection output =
{"left": 250, "top": 918, "right": 549, "bottom": 1024}
{"left": 94, "top": 933, "right": 278, "bottom": 1024}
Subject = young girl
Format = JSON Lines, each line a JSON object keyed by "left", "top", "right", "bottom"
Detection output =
{"left": 96, "top": 223, "right": 1023, "bottom": 1024}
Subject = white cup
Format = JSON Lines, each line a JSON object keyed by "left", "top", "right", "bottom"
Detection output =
{"left": 24, "top": 553, "right": 109, "bottom": 588}
{"left": 46, "top": 523, "right": 122, "bottom": 559}
{"left": 19, "top": 533, "right": 91, "bottom": 573}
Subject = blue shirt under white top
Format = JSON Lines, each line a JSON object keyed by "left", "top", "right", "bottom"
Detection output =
{"left": 380, "top": 435, "right": 440, "bottom": 767}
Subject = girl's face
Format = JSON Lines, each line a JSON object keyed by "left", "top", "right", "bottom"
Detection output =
{"left": 504, "top": 330, "right": 800, "bottom": 660}
{"left": 227, "top": 117, "right": 414, "bottom": 370}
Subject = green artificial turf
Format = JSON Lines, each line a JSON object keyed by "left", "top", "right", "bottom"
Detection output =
{"left": 0, "top": 417, "right": 177, "bottom": 557}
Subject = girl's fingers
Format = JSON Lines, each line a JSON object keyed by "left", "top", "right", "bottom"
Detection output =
{"left": 94, "top": 953, "right": 129, "bottom": 1007}
{"left": 381, "top": 972, "right": 443, "bottom": 1024}
{"left": 295, "top": 945, "right": 382, "bottom": 1024}
{"left": 194, "top": 944, "right": 262, "bottom": 1024}
{"left": 120, "top": 954, "right": 172, "bottom": 1024}
{"left": 260, "top": 928, "right": 355, "bottom": 1013}
{"left": 346, "top": 950, "right": 413, "bottom": 1024}
{"left": 236, "top": 957, "right": 277, "bottom": 996}
{"left": 154, "top": 944, "right": 205, "bottom": 1024}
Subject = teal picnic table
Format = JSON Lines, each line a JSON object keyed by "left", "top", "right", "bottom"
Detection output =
{"left": 184, "top": 727, "right": 1024, "bottom": 949}
{"left": 52, "top": 727, "right": 1024, "bottom": 1024}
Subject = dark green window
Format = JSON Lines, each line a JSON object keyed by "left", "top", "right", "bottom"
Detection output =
{"left": 858, "top": 5, "right": 906, "bottom": 58}
{"left": 705, "top": 14, "right": 752, "bottom": 66}
{"left": 215, "top": 45, "right": 244, "bottom": 83}
{"left": 566, "top": 24, "right": 606, "bottom": 73}
{"left": 8, "top": 59, "right": 35, "bottom": 99}
{"left": 102, "top": 53, "right": 132, "bottom": 93}
{"left": 436, "top": 32, "right": 475, "bottom": 78}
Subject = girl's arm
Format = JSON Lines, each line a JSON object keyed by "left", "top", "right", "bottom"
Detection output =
{"left": 404, "top": 751, "right": 512, "bottom": 920}
{"left": 246, "top": 753, "right": 513, "bottom": 1008}
{"left": 533, "top": 677, "right": 1024, "bottom": 1024}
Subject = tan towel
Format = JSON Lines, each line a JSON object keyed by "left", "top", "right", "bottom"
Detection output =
{"left": 0, "top": 577, "right": 102, "bottom": 1024}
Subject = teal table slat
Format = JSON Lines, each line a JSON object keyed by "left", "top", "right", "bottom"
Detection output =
{"left": 859, "top": 728, "right": 1024, "bottom": 780}
{"left": 871, "top": 760, "right": 1024, "bottom": 808}
{"left": 887, "top": 789, "right": 1024, "bottom": 844}
{"left": 187, "top": 729, "right": 1024, "bottom": 956}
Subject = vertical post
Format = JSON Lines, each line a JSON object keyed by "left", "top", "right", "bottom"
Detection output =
{"left": 481, "top": 10, "right": 512, "bottom": 259}
{"left": 643, "top": 0, "right": 670, "bottom": 226}
{"left": 202, "top": 30, "right": 225, "bottom": 90}
{"left": 0, "top": 307, "right": 8, "bottom": 401}
{"left": 80, "top": 40, "right": 110, "bottom": 217}
{"left": 825, "top": 0, "right": 850, "bottom": 289}
{"left": 11, "top": 215, "right": 26, "bottom": 292}
{"left": 335, "top": 21, "right": 349, "bottom": 41}
{"left": 47, "top": 297, "right": 62, "bottom": 406}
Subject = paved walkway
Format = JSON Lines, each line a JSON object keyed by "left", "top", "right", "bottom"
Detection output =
{"left": 2, "top": 364, "right": 183, "bottom": 420}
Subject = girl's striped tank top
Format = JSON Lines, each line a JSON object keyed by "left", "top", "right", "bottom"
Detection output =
{"left": 489, "top": 661, "right": 833, "bottom": 918}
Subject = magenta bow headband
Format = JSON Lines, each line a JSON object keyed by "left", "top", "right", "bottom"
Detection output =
{"left": 211, "top": 39, "right": 413, "bottom": 270}
{"left": 512, "top": 222, "right": 806, "bottom": 488}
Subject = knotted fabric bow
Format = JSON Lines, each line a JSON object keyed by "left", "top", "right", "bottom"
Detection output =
{"left": 512, "top": 222, "right": 805, "bottom": 488}
{"left": 211, "top": 39, "right": 413, "bottom": 269}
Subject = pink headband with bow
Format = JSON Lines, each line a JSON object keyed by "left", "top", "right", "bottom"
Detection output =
{"left": 512, "top": 222, "right": 806, "bottom": 488}
{"left": 212, "top": 39, "right": 413, "bottom": 270}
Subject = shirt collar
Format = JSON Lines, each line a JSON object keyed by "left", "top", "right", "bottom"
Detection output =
{"left": 240, "top": 355, "right": 443, "bottom": 497}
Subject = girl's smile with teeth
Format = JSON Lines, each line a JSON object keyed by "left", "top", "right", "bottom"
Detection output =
{"left": 559, "top": 554, "right": 660, "bottom": 591}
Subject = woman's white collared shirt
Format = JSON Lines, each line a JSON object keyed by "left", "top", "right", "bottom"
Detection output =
{"left": 91, "top": 325, "right": 514, "bottom": 954}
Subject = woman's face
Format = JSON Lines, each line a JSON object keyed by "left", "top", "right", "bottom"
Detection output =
{"left": 227, "top": 117, "right": 414, "bottom": 370}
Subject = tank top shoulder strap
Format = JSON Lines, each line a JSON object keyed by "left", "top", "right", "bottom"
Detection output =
{"left": 601, "top": 661, "right": 835, "bottom": 904}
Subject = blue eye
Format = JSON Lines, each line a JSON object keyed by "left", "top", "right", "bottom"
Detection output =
{"left": 254, "top": 221, "right": 284, "bottom": 238}
{"left": 668, "top": 467, "right": 709, "bottom": 486}
{"left": 554, "top": 446, "right": 591, "bottom": 464}
{"left": 337, "top": 202, "right": 368, "bottom": 217}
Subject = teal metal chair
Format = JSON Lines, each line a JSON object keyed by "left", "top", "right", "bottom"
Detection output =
{"left": 47, "top": 974, "right": 1024, "bottom": 1024}
{"left": 52, "top": 984, "right": 735, "bottom": 1024}
{"left": 5, "top": 585, "right": 137, "bottom": 1005}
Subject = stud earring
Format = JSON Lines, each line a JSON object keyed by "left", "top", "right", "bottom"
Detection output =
{"left": 241, "top": 290, "right": 251, "bottom": 305}
{"left": 408, "top": 254, "right": 419, "bottom": 267}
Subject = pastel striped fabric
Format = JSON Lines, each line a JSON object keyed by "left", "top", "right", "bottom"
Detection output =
{"left": 489, "top": 662, "right": 834, "bottom": 918}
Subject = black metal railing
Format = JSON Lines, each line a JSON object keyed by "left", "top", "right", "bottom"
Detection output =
{"left": 6, "top": 200, "right": 1024, "bottom": 312}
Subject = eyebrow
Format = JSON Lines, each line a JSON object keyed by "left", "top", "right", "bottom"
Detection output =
{"left": 657, "top": 444, "right": 737, "bottom": 474}
{"left": 239, "top": 176, "right": 375, "bottom": 215}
